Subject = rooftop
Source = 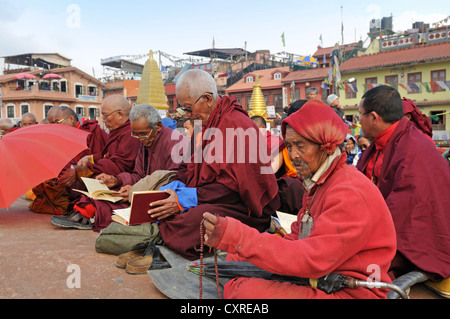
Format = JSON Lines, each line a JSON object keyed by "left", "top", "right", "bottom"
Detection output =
{"left": 339, "top": 42, "right": 450, "bottom": 72}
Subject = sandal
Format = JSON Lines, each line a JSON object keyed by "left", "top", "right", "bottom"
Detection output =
{"left": 50, "top": 211, "right": 93, "bottom": 230}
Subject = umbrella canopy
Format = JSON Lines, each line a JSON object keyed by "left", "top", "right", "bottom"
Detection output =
{"left": 42, "top": 73, "right": 62, "bottom": 80}
{"left": 0, "top": 124, "right": 89, "bottom": 208}
{"left": 13, "top": 73, "right": 36, "bottom": 80}
{"left": 298, "top": 56, "right": 319, "bottom": 65}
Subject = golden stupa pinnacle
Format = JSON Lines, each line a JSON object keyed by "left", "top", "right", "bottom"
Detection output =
{"left": 136, "top": 50, "right": 168, "bottom": 110}
{"left": 247, "top": 75, "right": 268, "bottom": 119}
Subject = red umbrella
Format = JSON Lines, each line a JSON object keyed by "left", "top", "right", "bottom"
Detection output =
{"left": 13, "top": 73, "right": 36, "bottom": 80}
{"left": 42, "top": 73, "right": 62, "bottom": 80}
{"left": 0, "top": 124, "right": 89, "bottom": 208}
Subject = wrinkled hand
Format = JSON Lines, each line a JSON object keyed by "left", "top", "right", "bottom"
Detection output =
{"left": 118, "top": 185, "right": 132, "bottom": 202}
{"left": 203, "top": 212, "right": 219, "bottom": 247}
{"left": 148, "top": 189, "right": 181, "bottom": 220}
{"left": 57, "top": 169, "right": 77, "bottom": 187}
{"left": 77, "top": 155, "right": 90, "bottom": 168}
{"left": 96, "top": 173, "right": 118, "bottom": 188}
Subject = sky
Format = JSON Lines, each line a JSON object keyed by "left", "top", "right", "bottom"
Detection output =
{"left": 0, "top": 0, "right": 448, "bottom": 78}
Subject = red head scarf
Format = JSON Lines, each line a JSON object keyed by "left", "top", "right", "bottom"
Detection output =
{"left": 402, "top": 98, "right": 433, "bottom": 138}
{"left": 281, "top": 100, "right": 347, "bottom": 153}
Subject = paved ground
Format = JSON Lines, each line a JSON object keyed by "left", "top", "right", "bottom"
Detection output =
{"left": 0, "top": 197, "right": 444, "bottom": 300}
{"left": 0, "top": 198, "right": 166, "bottom": 299}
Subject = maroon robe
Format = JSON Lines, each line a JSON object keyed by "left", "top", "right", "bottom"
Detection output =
{"left": 73, "top": 120, "right": 140, "bottom": 226}
{"left": 357, "top": 118, "right": 450, "bottom": 280}
{"left": 86, "top": 119, "right": 140, "bottom": 176}
{"left": 159, "top": 96, "right": 280, "bottom": 260}
{"left": 91, "top": 126, "right": 187, "bottom": 231}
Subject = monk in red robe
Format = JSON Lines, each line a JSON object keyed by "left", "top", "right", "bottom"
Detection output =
{"left": 50, "top": 95, "right": 140, "bottom": 229}
{"left": 203, "top": 100, "right": 397, "bottom": 299}
{"left": 88, "top": 104, "right": 188, "bottom": 231}
{"left": 149, "top": 69, "right": 280, "bottom": 260}
{"left": 357, "top": 86, "right": 450, "bottom": 285}
{"left": 54, "top": 106, "right": 108, "bottom": 191}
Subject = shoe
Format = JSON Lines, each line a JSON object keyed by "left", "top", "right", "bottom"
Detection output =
{"left": 125, "top": 243, "right": 169, "bottom": 274}
{"left": 115, "top": 242, "right": 151, "bottom": 269}
{"left": 50, "top": 211, "right": 93, "bottom": 230}
{"left": 425, "top": 277, "right": 450, "bottom": 299}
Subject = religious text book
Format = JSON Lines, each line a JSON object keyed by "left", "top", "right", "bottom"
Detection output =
{"left": 73, "top": 177, "right": 123, "bottom": 203}
{"left": 112, "top": 190, "right": 170, "bottom": 226}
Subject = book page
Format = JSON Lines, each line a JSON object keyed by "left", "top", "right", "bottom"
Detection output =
{"left": 81, "top": 177, "right": 109, "bottom": 194}
{"left": 113, "top": 207, "right": 131, "bottom": 220}
{"left": 276, "top": 211, "right": 298, "bottom": 234}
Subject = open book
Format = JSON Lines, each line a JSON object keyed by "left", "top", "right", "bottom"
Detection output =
{"left": 112, "top": 190, "right": 170, "bottom": 226}
{"left": 73, "top": 177, "right": 123, "bottom": 203}
{"left": 275, "top": 211, "right": 298, "bottom": 234}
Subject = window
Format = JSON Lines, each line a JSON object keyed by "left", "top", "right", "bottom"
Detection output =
{"left": 89, "top": 107, "right": 99, "bottom": 120}
{"left": 60, "top": 80, "right": 67, "bottom": 92}
{"left": 431, "top": 70, "right": 446, "bottom": 92}
{"left": 75, "top": 84, "right": 84, "bottom": 98}
{"left": 44, "top": 104, "right": 54, "bottom": 118}
{"left": 7, "top": 104, "right": 15, "bottom": 118}
{"left": 345, "top": 80, "right": 357, "bottom": 99}
{"left": 88, "top": 85, "right": 98, "bottom": 96}
{"left": 274, "top": 72, "right": 282, "bottom": 80}
{"left": 21, "top": 104, "right": 30, "bottom": 116}
{"left": 273, "top": 94, "right": 283, "bottom": 113}
{"left": 385, "top": 75, "right": 398, "bottom": 85}
{"left": 365, "top": 77, "right": 378, "bottom": 90}
{"left": 430, "top": 110, "right": 445, "bottom": 131}
{"left": 75, "top": 106, "right": 85, "bottom": 117}
{"left": 408, "top": 72, "right": 422, "bottom": 93}
{"left": 246, "top": 76, "right": 254, "bottom": 83}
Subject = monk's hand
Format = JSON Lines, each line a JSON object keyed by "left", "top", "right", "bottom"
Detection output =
{"left": 96, "top": 173, "right": 118, "bottom": 188}
{"left": 57, "top": 169, "right": 76, "bottom": 186}
{"left": 203, "top": 212, "right": 226, "bottom": 248}
{"left": 148, "top": 189, "right": 181, "bottom": 220}
{"left": 118, "top": 185, "right": 132, "bottom": 202}
{"left": 77, "top": 155, "right": 90, "bottom": 168}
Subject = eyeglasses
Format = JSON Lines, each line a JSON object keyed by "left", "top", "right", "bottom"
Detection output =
{"left": 55, "top": 118, "right": 68, "bottom": 124}
{"left": 131, "top": 129, "right": 153, "bottom": 139}
{"left": 102, "top": 109, "right": 121, "bottom": 120}
{"left": 359, "top": 111, "right": 372, "bottom": 117}
{"left": 178, "top": 92, "right": 213, "bottom": 113}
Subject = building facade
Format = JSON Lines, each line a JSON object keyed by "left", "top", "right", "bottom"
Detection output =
{"left": 0, "top": 67, "right": 106, "bottom": 124}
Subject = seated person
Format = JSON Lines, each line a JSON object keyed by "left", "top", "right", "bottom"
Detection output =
{"left": 203, "top": 100, "right": 397, "bottom": 299}
{"left": 149, "top": 69, "right": 280, "bottom": 260}
{"left": 89, "top": 104, "right": 187, "bottom": 231}
{"left": 357, "top": 86, "right": 450, "bottom": 295}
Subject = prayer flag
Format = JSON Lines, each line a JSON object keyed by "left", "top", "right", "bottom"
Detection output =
{"left": 281, "top": 32, "right": 285, "bottom": 47}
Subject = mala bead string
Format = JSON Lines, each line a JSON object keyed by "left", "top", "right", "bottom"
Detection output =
{"left": 199, "top": 217, "right": 222, "bottom": 299}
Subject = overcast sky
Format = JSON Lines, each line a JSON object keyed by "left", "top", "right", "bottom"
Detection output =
{"left": 0, "top": 0, "right": 448, "bottom": 77}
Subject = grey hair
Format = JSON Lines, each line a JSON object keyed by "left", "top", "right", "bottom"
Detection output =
{"left": 176, "top": 69, "right": 218, "bottom": 101}
{"left": 130, "top": 104, "right": 161, "bottom": 129}
{"left": 306, "top": 86, "right": 319, "bottom": 94}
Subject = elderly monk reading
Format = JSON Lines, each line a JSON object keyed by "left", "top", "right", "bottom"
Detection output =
{"left": 356, "top": 86, "right": 450, "bottom": 296}
{"left": 203, "top": 100, "right": 397, "bottom": 299}
{"left": 54, "top": 106, "right": 108, "bottom": 191}
{"left": 86, "top": 104, "right": 188, "bottom": 231}
{"left": 51, "top": 95, "right": 140, "bottom": 229}
{"left": 149, "top": 69, "right": 280, "bottom": 260}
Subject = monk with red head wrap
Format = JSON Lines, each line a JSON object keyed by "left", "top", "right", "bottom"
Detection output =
{"left": 203, "top": 100, "right": 397, "bottom": 299}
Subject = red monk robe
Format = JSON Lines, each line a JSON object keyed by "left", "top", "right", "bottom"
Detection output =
{"left": 357, "top": 117, "right": 450, "bottom": 280}
{"left": 59, "top": 120, "right": 108, "bottom": 194}
{"left": 91, "top": 126, "right": 187, "bottom": 231}
{"left": 69, "top": 120, "right": 140, "bottom": 225}
{"left": 158, "top": 96, "right": 280, "bottom": 260}
{"left": 85, "top": 119, "right": 140, "bottom": 176}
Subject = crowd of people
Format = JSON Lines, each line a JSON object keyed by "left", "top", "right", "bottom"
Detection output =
{"left": 2, "top": 70, "right": 449, "bottom": 299}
